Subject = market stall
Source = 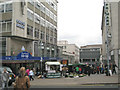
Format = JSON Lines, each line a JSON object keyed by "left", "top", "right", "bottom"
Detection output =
{"left": 45, "top": 62, "right": 62, "bottom": 78}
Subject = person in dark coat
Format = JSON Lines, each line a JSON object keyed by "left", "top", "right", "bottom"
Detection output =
{"left": 86, "top": 65, "right": 91, "bottom": 76}
{"left": 112, "top": 63, "right": 118, "bottom": 74}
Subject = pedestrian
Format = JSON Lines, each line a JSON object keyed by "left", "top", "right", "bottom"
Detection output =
{"left": 1, "top": 68, "right": 9, "bottom": 90}
{"left": 86, "top": 65, "right": 91, "bottom": 76}
{"left": 29, "top": 69, "right": 34, "bottom": 81}
{"left": 13, "top": 67, "right": 30, "bottom": 90}
{"left": 79, "top": 67, "right": 82, "bottom": 74}
{"left": 26, "top": 69, "right": 30, "bottom": 76}
{"left": 112, "top": 63, "right": 118, "bottom": 74}
{"left": 75, "top": 66, "right": 79, "bottom": 75}
{"left": 97, "top": 66, "right": 99, "bottom": 74}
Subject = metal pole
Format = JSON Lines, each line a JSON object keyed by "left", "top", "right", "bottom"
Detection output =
{"left": 41, "top": 57, "right": 43, "bottom": 77}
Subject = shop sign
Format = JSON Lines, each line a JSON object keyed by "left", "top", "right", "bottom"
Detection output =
{"left": 62, "top": 60, "right": 68, "bottom": 65}
{"left": 17, "top": 51, "right": 32, "bottom": 60}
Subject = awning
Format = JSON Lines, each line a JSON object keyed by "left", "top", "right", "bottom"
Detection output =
{"left": 45, "top": 62, "right": 61, "bottom": 65}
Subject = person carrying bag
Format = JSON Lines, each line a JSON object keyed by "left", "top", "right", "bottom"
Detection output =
{"left": 13, "top": 67, "right": 30, "bottom": 90}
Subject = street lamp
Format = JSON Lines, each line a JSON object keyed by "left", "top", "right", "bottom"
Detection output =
{"left": 38, "top": 41, "right": 44, "bottom": 77}
{"left": 40, "top": 57, "right": 43, "bottom": 77}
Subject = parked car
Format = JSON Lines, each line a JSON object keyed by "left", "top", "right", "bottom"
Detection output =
{"left": 0, "top": 66, "right": 16, "bottom": 86}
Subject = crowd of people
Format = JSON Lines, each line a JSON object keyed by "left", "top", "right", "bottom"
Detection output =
{"left": 61, "top": 63, "right": 118, "bottom": 77}
{"left": 1, "top": 67, "right": 31, "bottom": 90}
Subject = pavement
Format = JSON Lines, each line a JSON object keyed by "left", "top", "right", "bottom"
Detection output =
{"left": 0, "top": 74, "right": 119, "bottom": 89}
{"left": 30, "top": 74, "right": 119, "bottom": 87}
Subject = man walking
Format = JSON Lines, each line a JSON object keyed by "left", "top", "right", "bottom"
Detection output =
{"left": 112, "top": 63, "right": 118, "bottom": 74}
{"left": 1, "top": 68, "right": 9, "bottom": 89}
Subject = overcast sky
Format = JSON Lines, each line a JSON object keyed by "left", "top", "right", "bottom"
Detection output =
{"left": 57, "top": 0, "right": 104, "bottom": 47}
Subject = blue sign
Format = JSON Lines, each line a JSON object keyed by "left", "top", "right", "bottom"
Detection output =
{"left": 16, "top": 19, "right": 25, "bottom": 29}
{"left": 0, "top": 51, "right": 62, "bottom": 61}
{"left": 17, "top": 51, "right": 32, "bottom": 60}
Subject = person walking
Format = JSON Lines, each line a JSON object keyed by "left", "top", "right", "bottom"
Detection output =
{"left": 75, "top": 66, "right": 79, "bottom": 75}
{"left": 79, "top": 67, "right": 82, "bottom": 74}
{"left": 26, "top": 69, "right": 30, "bottom": 76}
{"left": 112, "top": 63, "right": 118, "bottom": 74}
{"left": 29, "top": 69, "right": 34, "bottom": 81}
{"left": 1, "top": 68, "right": 9, "bottom": 90}
{"left": 13, "top": 67, "right": 30, "bottom": 90}
{"left": 86, "top": 65, "right": 91, "bottom": 76}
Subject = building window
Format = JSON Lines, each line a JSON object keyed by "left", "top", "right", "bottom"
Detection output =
{"left": 27, "top": 8, "right": 34, "bottom": 21}
{"left": 41, "top": 17, "right": 45, "bottom": 27}
{"left": 41, "top": 4, "right": 45, "bottom": 13}
{"left": 6, "top": 3, "right": 12, "bottom": 12}
{"left": 28, "top": 0, "right": 34, "bottom": 5}
{"left": 35, "top": 2, "right": 40, "bottom": 10}
{"left": 41, "top": 31, "right": 44, "bottom": 40}
{"left": 46, "top": 34, "right": 49, "bottom": 41}
{"left": 50, "top": 36, "right": 53, "bottom": 42}
{"left": 34, "top": 28, "right": 39, "bottom": 38}
{"left": 0, "top": 4, "right": 4, "bottom": 13}
{"left": 46, "top": 8, "right": 50, "bottom": 16}
{"left": 27, "top": 25, "right": 33, "bottom": 37}
{"left": 34, "top": 13, "right": 40, "bottom": 24}
{"left": 46, "top": 20, "right": 50, "bottom": 29}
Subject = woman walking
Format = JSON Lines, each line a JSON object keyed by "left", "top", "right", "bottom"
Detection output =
{"left": 29, "top": 69, "right": 34, "bottom": 81}
{"left": 13, "top": 67, "right": 30, "bottom": 90}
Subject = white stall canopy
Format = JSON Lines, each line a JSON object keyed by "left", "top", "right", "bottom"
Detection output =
{"left": 45, "top": 62, "right": 61, "bottom": 65}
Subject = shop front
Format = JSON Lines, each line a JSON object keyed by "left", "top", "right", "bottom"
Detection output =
{"left": 1, "top": 51, "right": 63, "bottom": 75}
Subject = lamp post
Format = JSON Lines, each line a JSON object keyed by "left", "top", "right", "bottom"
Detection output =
{"left": 38, "top": 41, "right": 44, "bottom": 77}
{"left": 40, "top": 57, "right": 43, "bottom": 77}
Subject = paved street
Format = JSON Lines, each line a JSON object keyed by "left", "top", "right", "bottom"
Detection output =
{"left": 0, "top": 74, "right": 119, "bottom": 90}
{"left": 30, "top": 74, "right": 119, "bottom": 88}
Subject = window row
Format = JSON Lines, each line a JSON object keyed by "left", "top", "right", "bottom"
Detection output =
{"left": 32, "top": 1, "right": 57, "bottom": 21}
{"left": 27, "top": 24, "right": 56, "bottom": 42}
{"left": 27, "top": 8, "right": 57, "bottom": 31}
{"left": 0, "top": 1, "right": 12, "bottom": 13}
{"left": 46, "top": 0, "right": 57, "bottom": 11}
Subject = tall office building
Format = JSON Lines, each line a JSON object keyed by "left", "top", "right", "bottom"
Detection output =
{"left": 0, "top": 0, "right": 60, "bottom": 72}
{"left": 0, "top": 0, "right": 58, "bottom": 57}
{"left": 101, "top": 0, "right": 120, "bottom": 73}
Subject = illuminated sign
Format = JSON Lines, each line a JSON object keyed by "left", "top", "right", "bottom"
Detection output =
{"left": 16, "top": 19, "right": 25, "bottom": 29}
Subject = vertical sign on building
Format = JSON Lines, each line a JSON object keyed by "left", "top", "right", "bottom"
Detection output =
{"left": 104, "top": 2, "right": 111, "bottom": 26}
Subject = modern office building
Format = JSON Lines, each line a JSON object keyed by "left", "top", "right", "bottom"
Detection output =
{"left": 57, "top": 40, "right": 79, "bottom": 64}
{"left": 101, "top": 0, "right": 120, "bottom": 73}
{"left": 0, "top": 0, "right": 60, "bottom": 73}
{"left": 79, "top": 44, "right": 102, "bottom": 67}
